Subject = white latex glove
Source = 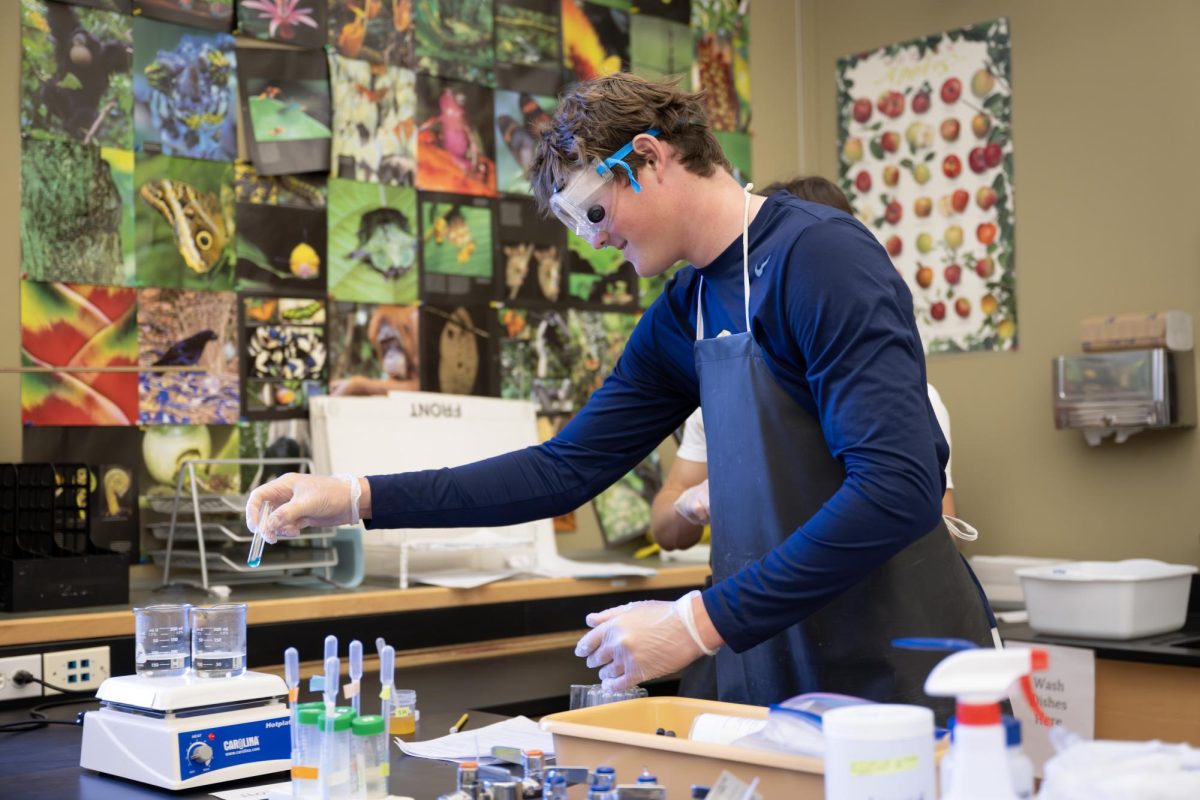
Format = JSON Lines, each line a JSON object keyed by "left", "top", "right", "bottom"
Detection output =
{"left": 673, "top": 479, "right": 710, "bottom": 526}
{"left": 575, "top": 592, "right": 715, "bottom": 692}
{"left": 245, "top": 473, "right": 360, "bottom": 543}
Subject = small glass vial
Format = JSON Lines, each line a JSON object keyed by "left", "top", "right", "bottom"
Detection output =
{"left": 133, "top": 604, "right": 191, "bottom": 677}
{"left": 351, "top": 714, "right": 388, "bottom": 799}
{"left": 543, "top": 773, "right": 568, "bottom": 800}
{"left": 294, "top": 705, "right": 324, "bottom": 799}
{"left": 438, "top": 760, "right": 479, "bottom": 800}
{"left": 190, "top": 603, "right": 247, "bottom": 678}
{"left": 317, "top": 706, "right": 357, "bottom": 799}
{"left": 588, "top": 766, "right": 618, "bottom": 800}
{"left": 389, "top": 689, "right": 417, "bottom": 736}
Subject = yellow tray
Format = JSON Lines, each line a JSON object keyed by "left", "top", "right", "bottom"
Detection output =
{"left": 540, "top": 696, "right": 824, "bottom": 798}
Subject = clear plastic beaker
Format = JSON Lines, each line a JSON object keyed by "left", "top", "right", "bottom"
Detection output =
{"left": 134, "top": 604, "right": 191, "bottom": 677}
{"left": 190, "top": 603, "right": 247, "bottom": 678}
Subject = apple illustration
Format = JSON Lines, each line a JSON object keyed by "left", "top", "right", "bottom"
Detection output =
{"left": 972, "top": 113, "right": 991, "bottom": 138}
{"left": 880, "top": 131, "right": 901, "bottom": 153}
{"left": 843, "top": 138, "right": 864, "bottom": 164}
{"left": 940, "top": 77, "right": 962, "bottom": 104}
{"left": 942, "top": 154, "right": 962, "bottom": 179}
{"left": 885, "top": 235, "right": 902, "bottom": 256}
{"left": 984, "top": 142, "right": 1003, "bottom": 167}
{"left": 883, "top": 165, "right": 900, "bottom": 187}
{"left": 951, "top": 189, "right": 969, "bottom": 213}
{"left": 930, "top": 301, "right": 947, "bottom": 321}
{"left": 955, "top": 298, "right": 971, "bottom": 318}
{"left": 997, "top": 319, "right": 1015, "bottom": 340}
{"left": 885, "top": 200, "right": 903, "bottom": 225}
{"left": 853, "top": 98, "right": 873, "bottom": 124}
{"left": 877, "top": 91, "right": 905, "bottom": 118}
{"left": 912, "top": 163, "right": 932, "bottom": 185}
{"left": 945, "top": 224, "right": 964, "bottom": 250}
{"left": 971, "top": 69, "right": 996, "bottom": 98}
{"left": 977, "top": 222, "right": 998, "bottom": 244}
{"left": 905, "top": 122, "right": 933, "bottom": 150}
{"left": 944, "top": 264, "right": 962, "bottom": 285}
{"left": 980, "top": 294, "right": 998, "bottom": 315}
{"left": 916, "top": 264, "right": 934, "bottom": 288}
{"left": 914, "top": 196, "right": 933, "bottom": 217}
{"left": 937, "top": 195, "right": 953, "bottom": 217}
{"left": 855, "top": 170, "right": 872, "bottom": 192}
{"left": 968, "top": 147, "right": 988, "bottom": 174}
{"left": 975, "top": 256, "right": 995, "bottom": 278}
{"left": 976, "top": 186, "right": 997, "bottom": 210}
{"left": 916, "top": 232, "right": 934, "bottom": 253}
{"left": 940, "top": 118, "right": 961, "bottom": 142}
{"left": 912, "top": 91, "right": 931, "bottom": 114}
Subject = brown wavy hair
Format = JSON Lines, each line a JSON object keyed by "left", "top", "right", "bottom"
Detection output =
{"left": 760, "top": 176, "right": 854, "bottom": 215}
{"left": 529, "top": 73, "right": 732, "bottom": 213}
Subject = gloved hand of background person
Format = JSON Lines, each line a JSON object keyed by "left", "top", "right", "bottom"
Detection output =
{"left": 575, "top": 592, "right": 717, "bottom": 692}
{"left": 673, "top": 478, "right": 710, "bottom": 525}
{"left": 245, "top": 473, "right": 360, "bottom": 542}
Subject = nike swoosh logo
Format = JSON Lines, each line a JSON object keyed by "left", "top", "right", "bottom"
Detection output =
{"left": 754, "top": 254, "right": 772, "bottom": 277}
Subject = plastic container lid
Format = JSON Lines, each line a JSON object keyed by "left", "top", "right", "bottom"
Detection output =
{"left": 1003, "top": 714, "right": 1021, "bottom": 747}
{"left": 822, "top": 704, "right": 934, "bottom": 741}
{"left": 1015, "top": 559, "right": 1197, "bottom": 583}
{"left": 352, "top": 714, "right": 385, "bottom": 736}
{"left": 298, "top": 706, "right": 323, "bottom": 726}
{"left": 317, "top": 706, "right": 357, "bottom": 732}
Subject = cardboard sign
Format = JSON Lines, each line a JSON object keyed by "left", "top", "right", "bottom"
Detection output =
{"left": 1006, "top": 640, "right": 1096, "bottom": 777}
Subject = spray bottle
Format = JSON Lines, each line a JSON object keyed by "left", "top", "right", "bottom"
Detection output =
{"left": 924, "top": 647, "right": 1050, "bottom": 800}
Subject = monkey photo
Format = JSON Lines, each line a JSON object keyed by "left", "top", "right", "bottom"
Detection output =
{"left": 20, "top": 0, "right": 133, "bottom": 149}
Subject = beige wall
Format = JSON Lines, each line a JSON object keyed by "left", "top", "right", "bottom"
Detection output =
{"left": 794, "top": 0, "right": 1200, "bottom": 564}
{"left": 7, "top": 3, "right": 1197, "bottom": 567}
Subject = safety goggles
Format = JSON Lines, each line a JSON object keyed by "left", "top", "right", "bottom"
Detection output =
{"left": 549, "top": 128, "right": 661, "bottom": 241}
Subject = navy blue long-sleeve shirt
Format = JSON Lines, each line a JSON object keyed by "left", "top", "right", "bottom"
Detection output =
{"left": 366, "top": 192, "right": 949, "bottom": 653}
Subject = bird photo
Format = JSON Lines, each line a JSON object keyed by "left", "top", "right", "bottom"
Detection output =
{"left": 137, "top": 288, "right": 240, "bottom": 424}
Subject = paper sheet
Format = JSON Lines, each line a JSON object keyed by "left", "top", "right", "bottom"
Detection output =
{"left": 410, "top": 568, "right": 520, "bottom": 589}
{"left": 395, "top": 715, "right": 553, "bottom": 763}
{"left": 532, "top": 552, "right": 658, "bottom": 580}
{"left": 209, "top": 782, "right": 290, "bottom": 799}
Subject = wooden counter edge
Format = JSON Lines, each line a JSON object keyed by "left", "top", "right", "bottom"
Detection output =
{"left": 0, "top": 564, "right": 710, "bottom": 647}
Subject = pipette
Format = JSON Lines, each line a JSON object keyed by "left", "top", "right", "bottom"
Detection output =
{"left": 284, "top": 647, "right": 300, "bottom": 799}
{"left": 379, "top": 645, "right": 395, "bottom": 736}
{"left": 247, "top": 501, "right": 272, "bottom": 568}
{"left": 348, "top": 640, "right": 363, "bottom": 717}
{"left": 321, "top": 655, "right": 339, "bottom": 800}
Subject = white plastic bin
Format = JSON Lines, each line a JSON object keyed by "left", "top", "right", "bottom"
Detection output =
{"left": 1015, "top": 559, "right": 1196, "bottom": 639}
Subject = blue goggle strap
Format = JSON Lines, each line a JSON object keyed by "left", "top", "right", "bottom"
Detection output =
{"left": 595, "top": 128, "right": 661, "bottom": 194}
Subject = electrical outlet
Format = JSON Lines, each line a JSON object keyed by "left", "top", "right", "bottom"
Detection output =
{"left": 43, "top": 646, "right": 110, "bottom": 696}
{"left": 0, "top": 654, "right": 43, "bottom": 701}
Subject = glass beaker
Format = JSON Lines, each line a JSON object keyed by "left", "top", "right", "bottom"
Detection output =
{"left": 134, "top": 604, "right": 191, "bottom": 677}
{"left": 190, "top": 603, "right": 247, "bottom": 678}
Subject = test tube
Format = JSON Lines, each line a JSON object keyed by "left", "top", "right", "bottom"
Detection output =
{"left": 317, "top": 705, "right": 356, "bottom": 799}
{"left": 134, "top": 604, "right": 191, "bottom": 677}
{"left": 295, "top": 705, "right": 323, "bottom": 799}
{"left": 247, "top": 500, "right": 271, "bottom": 568}
{"left": 191, "top": 603, "right": 247, "bottom": 678}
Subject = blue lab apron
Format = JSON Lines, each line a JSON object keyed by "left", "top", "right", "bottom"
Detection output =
{"left": 693, "top": 239, "right": 994, "bottom": 721}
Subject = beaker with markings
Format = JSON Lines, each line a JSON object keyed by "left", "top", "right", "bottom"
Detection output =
{"left": 191, "top": 603, "right": 247, "bottom": 678}
{"left": 134, "top": 604, "right": 192, "bottom": 677}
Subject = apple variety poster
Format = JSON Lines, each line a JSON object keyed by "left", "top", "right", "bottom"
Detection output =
{"left": 837, "top": 18, "right": 1016, "bottom": 353}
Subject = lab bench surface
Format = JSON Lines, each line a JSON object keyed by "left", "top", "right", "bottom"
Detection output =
{"left": 0, "top": 561, "right": 710, "bottom": 649}
{"left": 0, "top": 648, "right": 600, "bottom": 800}
{"left": 999, "top": 614, "right": 1200, "bottom": 669}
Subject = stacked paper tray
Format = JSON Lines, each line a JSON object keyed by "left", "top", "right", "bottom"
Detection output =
{"left": 540, "top": 697, "right": 824, "bottom": 798}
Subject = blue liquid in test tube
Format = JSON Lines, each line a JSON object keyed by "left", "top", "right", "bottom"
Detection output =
{"left": 247, "top": 501, "right": 271, "bottom": 568}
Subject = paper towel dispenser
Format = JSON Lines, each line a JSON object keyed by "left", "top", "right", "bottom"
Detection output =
{"left": 1053, "top": 348, "right": 1195, "bottom": 445}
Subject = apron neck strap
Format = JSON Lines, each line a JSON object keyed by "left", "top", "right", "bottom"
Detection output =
{"left": 696, "top": 183, "right": 756, "bottom": 342}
